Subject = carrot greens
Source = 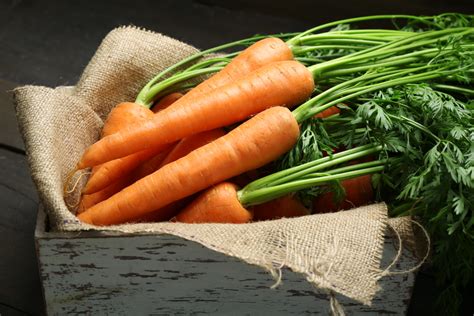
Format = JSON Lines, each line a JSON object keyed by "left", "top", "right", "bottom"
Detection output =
{"left": 234, "top": 24, "right": 473, "bottom": 314}
{"left": 135, "top": 13, "right": 472, "bottom": 106}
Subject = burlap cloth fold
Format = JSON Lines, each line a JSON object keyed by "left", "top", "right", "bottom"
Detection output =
{"left": 13, "top": 26, "right": 419, "bottom": 306}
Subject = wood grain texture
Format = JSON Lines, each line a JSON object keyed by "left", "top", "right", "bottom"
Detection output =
{"left": 0, "top": 0, "right": 309, "bottom": 88}
{"left": 0, "top": 303, "right": 30, "bottom": 316}
{"left": 36, "top": 206, "right": 417, "bottom": 315}
{"left": 0, "top": 79, "right": 24, "bottom": 151}
{"left": 0, "top": 148, "right": 43, "bottom": 315}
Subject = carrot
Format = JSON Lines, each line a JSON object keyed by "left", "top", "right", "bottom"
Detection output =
{"left": 132, "top": 128, "right": 226, "bottom": 183}
{"left": 132, "top": 128, "right": 226, "bottom": 222}
{"left": 312, "top": 174, "right": 374, "bottom": 213}
{"left": 81, "top": 102, "right": 155, "bottom": 195}
{"left": 77, "top": 101, "right": 168, "bottom": 205}
{"left": 77, "top": 175, "right": 133, "bottom": 214}
{"left": 129, "top": 144, "right": 176, "bottom": 181}
{"left": 81, "top": 128, "right": 226, "bottom": 219}
{"left": 78, "top": 106, "right": 300, "bottom": 226}
{"left": 251, "top": 194, "right": 310, "bottom": 221}
{"left": 77, "top": 144, "right": 175, "bottom": 212}
{"left": 175, "top": 182, "right": 252, "bottom": 224}
{"left": 77, "top": 37, "right": 294, "bottom": 188}
{"left": 159, "top": 128, "right": 226, "bottom": 167}
{"left": 82, "top": 95, "right": 182, "bottom": 194}
{"left": 175, "top": 186, "right": 310, "bottom": 224}
{"left": 100, "top": 102, "right": 155, "bottom": 137}
{"left": 134, "top": 197, "right": 194, "bottom": 223}
{"left": 151, "top": 92, "right": 183, "bottom": 113}
{"left": 139, "top": 37, "right": 293, "bottom": 110}
{"left": 78, "top": 60, "right": 314, "bottom": 169}
{"left": 314, "top": 106, "right": 340, "bottom": 118}
{"left": 82, "top": 145, "right": 172, "bottom": 194}
{"left": 175, "top": 37, "right": 293, "bottom": 103}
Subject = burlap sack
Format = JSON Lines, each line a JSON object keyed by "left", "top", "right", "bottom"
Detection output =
{"left": 14, "top": 26, "right": 416, "bottom": 306}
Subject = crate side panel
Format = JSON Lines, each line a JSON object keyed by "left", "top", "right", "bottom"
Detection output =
{"left": 37, "top": 234, "right": 416, "bottom": 315}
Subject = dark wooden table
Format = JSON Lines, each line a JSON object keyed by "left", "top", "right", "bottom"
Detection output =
{"left": 1, "top": 1, "right": 472, "bottom": 315}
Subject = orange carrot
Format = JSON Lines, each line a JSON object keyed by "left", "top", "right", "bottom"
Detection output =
{"left": 77, "top": 175, "right": 133, "bottom": 214}
{"left": 100, "top": 102, "right": 155, "bottom": 137}
{"left": 78, "top": 60, "right": 314, "bottom": 169}
{"left": 315, "top": 106, "right": 340, "bottom": 118}
{"left": 82, "top": 145, "right": 169, "bottom": 194}
{"left": 77, "top": 145, "right": 175, "bottom": 212}
{"left": 175, "top": 37, "right": 293, "bottom": 103}
{"left": 312, "top": 174, "right": 374, "bottom": 213}
{"left": 129, "top": 144, "right": 176, "bottom": 181}
{"left": 77, "top": 38, "right": 295, "bottom": 202}
{"left": 135, "top": 197, "right": 194, "bottom": 223}
{"left": 251, "top": 194, "right": 310, "bottom": 221}
{"left": 81, "top": 129, "right": 226, "bottom": 219}
{"left": 159, "top": 128, "right": 226, "bottom": 167}
{"left": 82, "top": 95, "right": 182, "bottom": 194}
{"left": 78, "top": 106, "right": 300, "bottom": 226}
{"left": 151, "top": 92, "right": 183, "bottom": 113}
{"left": 132, "top": 128, "right": 226, "bottom": 222}
{"left": 147, "top": 38, "right": 292, "bottom": 113}
{"left": 132, "top": 128, "right": 226, "bottom": 183}
{"left": 81, "top": 102, "right": 155, "bottom": 195}
{"left": 175, "top": 182, "right": 252, "bottom": 224}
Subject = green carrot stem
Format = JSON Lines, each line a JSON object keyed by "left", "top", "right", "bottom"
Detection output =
{"left": 150, "top": 82, "right": 196, "bottom": 101}
{"left": 297, "top": 30, "right": 413, "bottom": 44}
{"left": 295, "top": 57, "right": 326, "bottom": 64}
{"left": 139, "top": 66, "right": 223, "bottom": 106}
{"left": 184, "top": 57, "right": 231, "bottom": 72}
{"left": 243, "top": 144, "right": 382, "bottom": 192}
{"left": 264, "top": 146, "right": 384, "bottom": 187}
{"left": 318, "top": 46, "right": 451, "bottom": 79}
{"left": 286, "top": 14, "right": 422, "bottom": 46}
{"left": 293, "top": 66, "right": 422, "bottom": 120}
{"left": 307, "top": 28, "right": 473, "bottom": 77}
{"left": 238, "top": 165, "right": 385, "bottom": 206}
{"left": 302, "top": 159, "right": 388, "bottom": 178}
{"left": 296, "top": 159, "right": 387, "bottom": 179}
{"left": 139, "top": 32, "right": 417, "bottom": 104}
{"left": 135, "top": 32, "right": 296, "bottom": 105}
{"left": 135, "top": 15, "right": 467, "bottom": 105}
{"left": 292, "top": 44, "right": 375, "bottom": 55}
{"left": 294, "top": 65, "right": 457, "bottom": 122}
{"left": 324, "top": 127, "right": 367, "bottom": 138}
{"left": 432, "top": 84, "right": 474, "bottom": 96}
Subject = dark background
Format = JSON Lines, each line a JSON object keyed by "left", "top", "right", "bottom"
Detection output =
{"left": 0, "top": 0, "right": 473, "bottom": 315}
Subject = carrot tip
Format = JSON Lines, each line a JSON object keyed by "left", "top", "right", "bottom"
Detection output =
{"left": 77, "top": 212, "right": 93, "bottom": 225}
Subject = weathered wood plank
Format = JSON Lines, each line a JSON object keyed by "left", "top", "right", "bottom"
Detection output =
{"left": 36, "top": 207, "right": 417, "bottom": 315}
{"left": 0, "top": 148, "right": 43, "bottom": 315}
{"left": 0, "top": 79, "right": 23, "bottom": 151}
{"left": 0, "top": 303, "right": 31, "bottom": 316}
{"left": 0, "top": 0, "right": 309, "bottom": 88}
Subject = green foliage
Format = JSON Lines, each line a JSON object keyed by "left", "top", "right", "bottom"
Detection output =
{"left": 279, "top": 78, "right": 474, "bottom": 313}
{"left": 340, "top": 84, "right": 473, "bottom": 314}
{"left": 400, "top": 13, "right": 474, "bottom": 32}
{"left": 278, "top": 118, "right": 337, "bottom": 170}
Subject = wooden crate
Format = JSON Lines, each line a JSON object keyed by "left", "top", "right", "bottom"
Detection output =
{"left": 35, "top": 207, "right": 417, "bottom": 315}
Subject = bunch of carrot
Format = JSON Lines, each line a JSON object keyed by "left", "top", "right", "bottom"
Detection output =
{"left": 68, "top": 14, "right": 472, "bottom": 228}
{"left": 60, "top": 14, "right": 474, "bottom": 315}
